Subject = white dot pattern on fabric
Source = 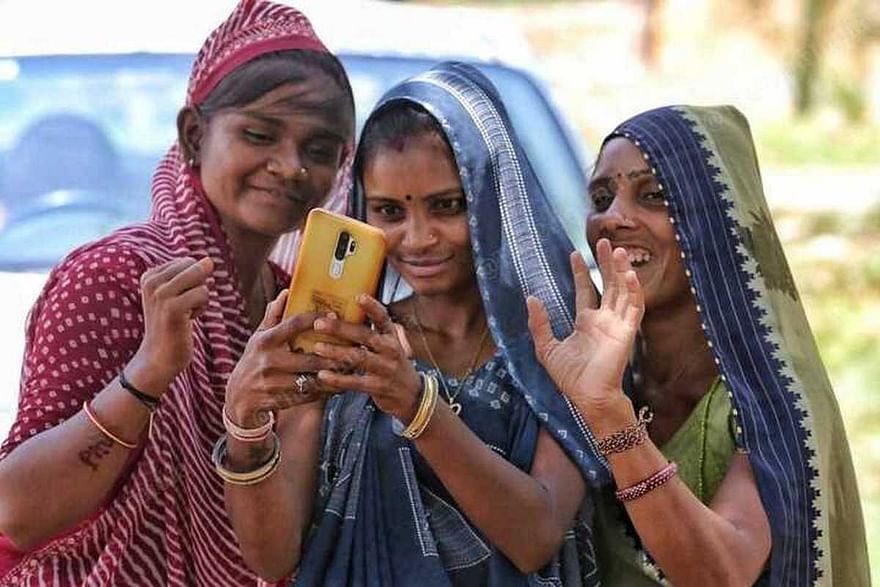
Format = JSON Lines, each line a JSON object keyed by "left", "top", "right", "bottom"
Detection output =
{"left": 1, "top": 248, "right": 145, "bottom": 461}
{"left": 0, "top": 108, "right": 295, "bottom": 587}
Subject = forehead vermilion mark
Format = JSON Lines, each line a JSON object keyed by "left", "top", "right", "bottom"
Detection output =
{"left": 389, "top": 136, "right": 407, "bottom": 152}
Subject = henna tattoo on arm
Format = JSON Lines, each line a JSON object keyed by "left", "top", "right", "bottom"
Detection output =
{"left": 78, "top": 435, "right": 115, "bottom": 471}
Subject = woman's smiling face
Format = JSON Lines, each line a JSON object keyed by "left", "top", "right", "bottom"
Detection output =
{"left": 191, "top": 75, "right": 351, "bottom": 239}
{"left": 586, "top": 137, "right": 691, "bottom": 312}
{"left": 362, "top": 131, "right": 475, "bottom": 297}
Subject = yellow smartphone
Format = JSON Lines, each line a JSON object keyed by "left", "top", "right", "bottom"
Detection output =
{"left": 283, "top": 208, "right": 387, "bottom": 353}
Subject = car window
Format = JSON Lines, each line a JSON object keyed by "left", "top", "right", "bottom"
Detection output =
{"left": 0, "top": 53, "right": 587, "bottom": 271}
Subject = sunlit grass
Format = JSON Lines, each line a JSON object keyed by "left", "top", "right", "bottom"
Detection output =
{"left": 758, "top": 118, "right": 880, "bottom": 167}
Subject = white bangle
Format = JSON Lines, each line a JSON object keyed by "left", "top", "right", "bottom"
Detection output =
{"left": 222, "top": 405, "right": 274, "bottom": 442}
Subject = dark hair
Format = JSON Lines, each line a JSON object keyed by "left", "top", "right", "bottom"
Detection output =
{"left": 355, "top": 101, "right": 452, "bottom": 175}
{"left": 198, "top": 50, "right": 355, "bottom": 131}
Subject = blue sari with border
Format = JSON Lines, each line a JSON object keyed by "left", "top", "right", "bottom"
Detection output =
{"left": 294, "top": 63, "right": 607, "bottom": 586}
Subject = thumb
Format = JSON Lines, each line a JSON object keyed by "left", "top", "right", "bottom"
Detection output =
{"left": 197, "top": 256, "right": 215, "bottom": 276}
{"left": 258, "top": 289, "right": 289, "bottom": 331}
{"left": 526, "top": 296, "right": 558, "bottom": 363}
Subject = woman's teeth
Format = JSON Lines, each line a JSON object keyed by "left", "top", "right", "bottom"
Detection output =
{"left": 627, "top": 249, "right": 652, "bottom": 267}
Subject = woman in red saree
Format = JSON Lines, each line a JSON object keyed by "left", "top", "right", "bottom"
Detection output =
{"left": 0, "top": 1, "right": 354, "bottom": 584}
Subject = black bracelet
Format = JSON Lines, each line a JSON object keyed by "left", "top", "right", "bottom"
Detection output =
{"left": 119, "top": 370, "right": 161, "bottom": 411}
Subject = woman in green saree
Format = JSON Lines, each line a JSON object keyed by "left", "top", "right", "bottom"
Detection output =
{"left": 528, "top": 105, "right": 869, "bottom": 585}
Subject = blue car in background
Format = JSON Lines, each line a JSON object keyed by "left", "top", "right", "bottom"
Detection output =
{"left": 0, "top": 0, "right": 590, "bottom": 435}
{"left": 0, "top": 54, "right": 589, "bottom": 269}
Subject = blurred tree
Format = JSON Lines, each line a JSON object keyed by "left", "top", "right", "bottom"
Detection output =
{"left": 639, "top": 0, "right": 664, "bottom": 68}
{"left": 725, "top": 0, "right": 878, "bottom": 121}
{"left": 794, "top": 0, "right": 831, "bottom": 115}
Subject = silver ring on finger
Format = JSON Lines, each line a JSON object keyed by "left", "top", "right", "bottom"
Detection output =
{"left": 294, "top": 373, "right": 312, "bottom": 395}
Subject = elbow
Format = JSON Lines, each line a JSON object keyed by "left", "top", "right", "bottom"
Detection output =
{"left": 704, "top": 567, "right": 754, "bottom": 587}
{"left": 0, "top": 506, "right": 38, "bottom": 553}
{"left": 510, "top": 555, "right": 552, "bottom": 576}
{"left": 239, "top": 536, "right": 302, "bottom": 583}
{"left": 0, "top": 498, "right": 57, "bottom": 553}
{"left": 241, "top": 550, "right": 299, "bottom": 583}
{"left": 665, "top": 555, "right": 762, "bottom": 587}
{"left": 508, "top": 546, "right": 559, "bottom": 575}
{"left": 0, "top": 480, "right": 37, "bottom": 552}
{"left": 506, "top": 529, "right": 566, "bottom": 575}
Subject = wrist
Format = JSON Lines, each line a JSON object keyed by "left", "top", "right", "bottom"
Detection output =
{"left": 223, "top": 433, "right": 278, "bottom": 473}
{"left": 395, "top": 377, "right": 423, "bottom": 425}
{"left": 582, "top": 394, "right": 637, "bottom": 439}
{"left": 126, "top": 354, "right": 174, "bottom": 398}
{"left": 224, "top": 394, "right": 271, "bottom": 430}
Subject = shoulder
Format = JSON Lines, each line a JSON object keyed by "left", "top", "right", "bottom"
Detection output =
{"left": 42, "top": 218, "right": 185, "bottom": 297}
{"left": 27, "top": 232, "right": 157, "bottom": 354}
{"left": 40, "top": 236, "right": 147, "bottom": 309}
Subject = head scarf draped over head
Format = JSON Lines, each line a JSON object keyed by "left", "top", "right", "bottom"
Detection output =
{"left": 186, "top": 0, "right": 351, "bottom": 271}
{"left": 357, "top": 62, "right": 609, "bottom": 483}
{"left": 0, "top": 1, "right": 347, "bottom": 584}
{"left": 296, "top": 62, "right": 606, "bottom": 587}
{"left": 605, "top": 105, "right": 869, "bottom": 586}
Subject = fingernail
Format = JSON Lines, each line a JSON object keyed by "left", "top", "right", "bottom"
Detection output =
{"left": 327, "top": 311, "right": 338, "bottom": 320}
{"left": 314, "top": 319, "right": 327, "bottom": 330}
{"left": 314, "top": 342, "right": 328, "bottom": 355}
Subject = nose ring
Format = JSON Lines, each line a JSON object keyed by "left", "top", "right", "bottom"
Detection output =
{"left": 264, "top": 159, "right": 309, "bottom": 180}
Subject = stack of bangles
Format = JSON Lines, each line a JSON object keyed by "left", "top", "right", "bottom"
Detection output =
{"left": 212, "top": 408, "right": 281, "bottom": 486}
{"left": 398, "top": 373, "right": 439, "bottom": 440}
{"left": 595, "top": 406, "right": 680, "bottom": 503}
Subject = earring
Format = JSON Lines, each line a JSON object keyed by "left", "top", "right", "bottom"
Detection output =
{"left": 296, "top": 167, "right": 309, "bottom": 179}
{"left": 187, "top": 156, "right": 196, "bottom": 167}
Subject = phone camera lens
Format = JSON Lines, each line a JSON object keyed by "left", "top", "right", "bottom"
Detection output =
{"left": 348, "top": 239, "right": 357, "bottom": 255}
{"left": 334, "top": 231, "right": 350, "bottom": 261}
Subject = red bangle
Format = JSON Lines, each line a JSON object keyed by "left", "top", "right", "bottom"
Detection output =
{"left": 596, "top": 406, "right": 653, "bottom": 456}
{"left": 615, "top": 461, "right": 678, "bottom": 502}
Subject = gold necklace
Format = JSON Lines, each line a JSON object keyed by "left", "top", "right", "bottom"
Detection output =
{"left": 412, "top": 298, "right": 491, "bottom": 416}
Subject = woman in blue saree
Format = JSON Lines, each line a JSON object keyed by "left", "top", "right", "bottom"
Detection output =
{"left": 528, "top": 105, "right": 870, "bottom": 585}
{"left": 221, "top": 62, "right": 614, "bottom": 585}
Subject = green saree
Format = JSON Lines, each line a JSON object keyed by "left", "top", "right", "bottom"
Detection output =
{"left": 596, "top": 379, "right": 736, "bottom": 585}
